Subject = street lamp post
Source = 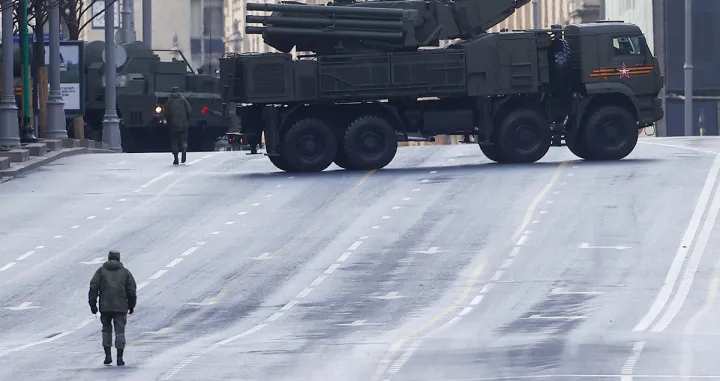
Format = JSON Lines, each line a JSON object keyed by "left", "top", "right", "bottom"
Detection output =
{"left": 0, "top": 0, "right": 20, "bottom": 149}
{"left": 101, "top": 0, "right": 121, "bottom": 150}
{"left": 46, "top": 0, "right": 68, "bottom": 139}
{"left": 684, "top": 0, "right": 693, "bottom": 136}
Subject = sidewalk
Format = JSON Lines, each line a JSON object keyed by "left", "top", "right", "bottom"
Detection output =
{"left": 0, "top": 138, "right": 115, "bottom": 181}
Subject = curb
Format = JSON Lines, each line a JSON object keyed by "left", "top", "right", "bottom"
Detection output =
{"left": 0, "top": 147, "right": 116, "bottom": 181}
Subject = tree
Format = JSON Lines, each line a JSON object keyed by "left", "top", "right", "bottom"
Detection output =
{"left": 61, "top": 0, "right": 117, "bottom": 40}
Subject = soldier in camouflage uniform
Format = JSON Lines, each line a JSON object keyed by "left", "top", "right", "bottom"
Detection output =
{"left": 163, "top": 86, "right": 192, "bottom": 165}
{"left": 88, "top": 250, "right": 137, "bottom": 366}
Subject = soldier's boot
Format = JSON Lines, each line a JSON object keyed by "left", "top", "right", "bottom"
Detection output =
{"left": 117, "top": 349, "right": 125, "bottom": 366}
{"left": 181, "top": 150, "right": 187, "bottom": 164}
{"left": 173, "top": 152, "right": 179, "bottom": 165}
{"left": 103, "top": 346, "right": 112, "bottom": 365}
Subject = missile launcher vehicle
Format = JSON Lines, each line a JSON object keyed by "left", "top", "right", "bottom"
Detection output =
{"left": 218, "top": 0, "right": 664, "bottom": 172}
{"left": 84, "top": 41, "right": 229, "bottom": 153}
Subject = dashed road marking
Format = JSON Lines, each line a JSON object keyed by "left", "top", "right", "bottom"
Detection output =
{"left": 166, "top": 258, "right": 184, "bottom": 268}
{"left": 348, "top": 241, "right": 363, "bottom": 250}
{"left": 311, "top": 275, "right": 327, "bottom": 286}
{"left": 251, "top": 203, "right": 261, "bottom": 207}
{"left": 71, "top": 225, "right": 80, "bottom": 229}
{"left": 17, "top": 251, "right": 35, "bottom": 261}
{"left": 392, "top": 206, "right": 401, "bottom": 210}
{"left": 149, "top": 270, "right": 167, "bottom": 280}
{"left": 324, "top": 264, "right": 340, "bottom": 274}
{"left": 0, "top": 262, "right": 16, "bottom": 271}
{"left": 86, "top": 216, "right": 96, "bottom": 220}
{"left": 412, "top": 188, "right": 420, "bottom": 192}
{"left": 516, "top": 235, "right": 528, "bottom": 246}
{"left": 338, "top": 252, "right": 352, "bottom": 262}
{"left": 181, "top": 247, "right": 199, "bottom": 257}
{"left": 372, "top": 225, "right": 380, "bottom": 229}
{"left": 382, "top": 216, "right": 390, "bottom": 220}
{"left": 297, "top": 288, "right": 313, "bottom": 298}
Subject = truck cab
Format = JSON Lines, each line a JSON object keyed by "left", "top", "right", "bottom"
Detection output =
{"left": 560, "top": 22, "right": 664, "bottom": 160}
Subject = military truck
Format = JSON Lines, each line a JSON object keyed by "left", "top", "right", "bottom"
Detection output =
{"left": 218, "top": 0, "right": 664, "bottom": 172}
{"left": 84, "top": 41, "right": 229, "bottom": 153}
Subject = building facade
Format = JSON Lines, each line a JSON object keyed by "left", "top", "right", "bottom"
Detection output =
{"left": 79, "top": 0, "right": 224, "bottom": 71}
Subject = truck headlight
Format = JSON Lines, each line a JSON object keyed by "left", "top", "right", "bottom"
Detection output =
{"left": 154, "top": 106, "right": 163, "bottom": 114}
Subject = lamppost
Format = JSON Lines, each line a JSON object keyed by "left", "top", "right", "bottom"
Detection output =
{"left": 19, "top": 0, "right": 36, "bottom": 142}
{"left": 684, "top": 0, "right": 693, "bottom": 136}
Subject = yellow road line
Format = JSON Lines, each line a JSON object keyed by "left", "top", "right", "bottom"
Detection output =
{"left": 372, "top": 161, "right": 568, "bottom": 380}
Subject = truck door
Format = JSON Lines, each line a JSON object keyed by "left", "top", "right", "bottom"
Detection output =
{"left": 601, "top": 34, "right": 656, "bottom": 97}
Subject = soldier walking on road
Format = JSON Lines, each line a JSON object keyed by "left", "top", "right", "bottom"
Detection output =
{"left": 88, "top": 250, "right": 137, "bottom": 366}
{"left": 163, "top": 86, "right": 192, "bottom": 165}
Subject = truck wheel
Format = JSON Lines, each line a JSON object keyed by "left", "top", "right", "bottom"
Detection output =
{"left": 343, "top": 115, "right": 397, "bottom": 170}
{"left": 496, "top": 109, "right": 551, "bottom": 163}
{"left": 564, "top": 130, "right": 594, "bottom": 160}
{"left": 282, "top": 118, "right": 337, "bottom": 172}
{"left": 479, "top": 143, "right": 505, "bottom": 163}
{"left": 334, "top": 146, "right": 357, "bottom": 170}
{"left": 268, "top": 153, "right": 294, "bottom": 172}
{"left": 581, "top": 105, "right": 638, "bottom": 161}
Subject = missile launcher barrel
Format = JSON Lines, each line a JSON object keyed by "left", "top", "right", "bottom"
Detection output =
{"left": 245, "top": 0, "right": 531, "bottom": 55}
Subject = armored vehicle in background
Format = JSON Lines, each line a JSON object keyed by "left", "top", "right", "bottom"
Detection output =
{"left": 84, "top": 41, "right": 229, "bottom": 153}
{"left": 219, "top": 0, "right": 664, "bottom": 172}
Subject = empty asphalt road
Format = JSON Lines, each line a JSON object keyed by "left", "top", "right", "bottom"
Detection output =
{"left": 1, "top": 137, "right": 720, "bottom": 381}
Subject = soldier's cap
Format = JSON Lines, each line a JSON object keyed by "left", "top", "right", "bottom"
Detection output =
{"left": 108, "top": 250, "right": 121, "bottom": 260}
{"left": 171, "top": 86, "right": 179, "bottom": 93}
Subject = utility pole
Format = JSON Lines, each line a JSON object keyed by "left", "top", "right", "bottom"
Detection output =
{"left": 46, "top": 0, "right": 67, "bottom": 139}
{"left": 143, "top": 0, "right": 151, "bottom": 47}
{"left": 119, "top": 0, "right": 135, "bottom": 44}
{"left": 0, "top": 0, "right": 20, "bottom": 149}
{"left": 684, "top": 0, "right": 693, "bottom": 136}
{"left": 102, "top": 0, "right": 121, "bottom": 150}
{"left": 532, "top": 0, "right": 540, "bottom": 28}
{"left": 19, "top": 0, "right": 36, "bottom": 142}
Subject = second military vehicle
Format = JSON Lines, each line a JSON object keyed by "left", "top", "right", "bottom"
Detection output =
{"left": 84, "top": 41, "right": 229, "bottom": 153}
{"left": 218, "top": 0, "right": 664, "bottom": 172}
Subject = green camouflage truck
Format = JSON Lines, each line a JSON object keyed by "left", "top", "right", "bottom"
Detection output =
{"left": 218, "top": 0, "right": 664, "bottom": 172}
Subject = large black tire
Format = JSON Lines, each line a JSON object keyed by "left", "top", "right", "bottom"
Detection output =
{"left": 343, "top": 115, "right": 397, "bottom": 170}
{"left": 564, "top": 129, "right": 594, "bottom": 160}
{"left": 581, "top": 105, "right": 638, "bottom": 161}
{"left": 479, "top": 143, "right": 505, "bottom": 163}
{"left": 282, "top": 118, "right": 338, "bottom": 172}
{"left": 268, "top": 154, "right": 294, "bottom": 172}
{"left": 496, "top": 109, "right": 551, "bottom": 163}
{"left": 333, "top": 145, "right": 358, "bottom": 170}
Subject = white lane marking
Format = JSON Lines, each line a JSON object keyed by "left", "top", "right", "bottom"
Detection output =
{"left": 430, "top": 170, "right": 437, "bottom": 174}
{"left": 281, "top": 300, "right": 298, "bottom": 311}
{"left": 551, "top": 288, "right": 603, "bottom": 295}
{"left": 634, "top": 155, "right": 720, "bottom": 332}
{"left": 338, "top": 252, "right": 352, "bottom": 262}
{"left": 526, "top": 315, "right": 586, "bottom": 320}
{"left": 311, "top": 275, "right": 327, "bottom": 286}
{"left": 0, "top": 262, "right": 16, "bottom": 271}
{"left": 132, "top": 189, "right": 142, "bottom": 193}
{"left": 166, "top": 258, "right": 184, "bottom": 268}
{"left": 288, "top": 176, "right": 295, "bottom": 179}
{"left": 638, "top": 140, "right": 720, "bottom": 155}
{"left": 516, "top": 235, "right": 528, "bottom": 246}
{"left": 181, "top": 247, "right": 198, "bottom": 257}
{"left": 215, "top": 323, "right": 268, "bottom": 346}
{"left": 140, "top": 171, "right": 174, "bottom": 188}
{"left": 211, "top": 231, "right": 220, "bottom": 235}
{"left": 532, "top": 220, "right": 539, "bottom": 224}
{"left": 509, "top": 247, "right": 521, "bottom": 257}
{"left": 580, "top": 243, "right": 632, "bottom": 250}
{"left": 35, "top": 246, "right": 44, "bottom": 250}
{"left": 118, "top": 198, "right": 127, "bottom": 202}
{"left": 403, "top": 197, "right": 411, "bottom": 201}
{"left": 238, "top": 212, "right": 248, "bottom": 216}
{"left": 17, "top": 251, "right": 35, "bottom": 261}
{"left": 372, "top": 225, "right": 380, "bottom": 229}
{"left": 412, "top": 188, "right": 420, "bottom": 192}
{"left": 186, "top": 159, "right": 202, "bottom": 165}
{"left": 76, "top": 318, "right": 95, "bottom": 330}
{"left": 86, "top": 216, "right": 96, "bottom": 220}
{"left": 621, "top": 341, "right": 647, "bottom": 381}
{"left": 54, "top": 235, "right": 63, "bottom": 239}
{"left": 561, "top": 182, "right": 568, "bottom": 185}
{"left": 324, "top": 264, "right": 340, "bottom": 274}
{"left": 382, "top": 216, "right": 390, "bottom": 219}
{"left": 264, "top": 194, "right": 272, "bottom": 198}
{"left": 225, "top": 221, "right": 235, "bottom": 225}
{"left": 103, "top": 207, "right": 112, "bottom": 211}
{"left": 500, "top": 258, "right": 514, "bottom": 269}
{"left": 71, "top": 225, "right": 80, "bottom": 229}
{"left": 653, "top": 176, "right": 720, "bottom": 332}
{"left": 459, "top": 307, "right": 473, "bottom": 316}
{"left": 137, "top": 281, "right": 151, "bottom": 290}
{"left": 201, "top": 154, "right": 214, "bottom": 159}
{"left": 553, "top": 191, "right": 560, "bottom": 195}
{"left": 253, "top": 253, "right": 273, "bottom": 260}
{"left": 251, "top": 203, "right": 260, "bottom": 207}
{"left": 0, "top": 331, "right": 72, "bottom": 359}
{"left": 470, "top": 295, "right": 484, "bottom": 305}
{"left": 360, "top": 236, "right": 369, "bottom": 240}
{"left": 546, "top": 200, "right": 555, "bottom": 204}
{"left": 568, "top": 173, "right": 574, "bottom": 176}
{"left": 197, "top": 242, "right": 206, "bottom": 246}
{"left": 540, "top": 210, "right": 548, "bottom": 214}
{"left": 392, "top": 206, "right": 401, "bottom": 210}
{"left": 149, "top": 270, "right": 167, "bottom": 280}
{"left": 490, "top": 271, "right": 503, "bottom": 282}
{"left": 276, "top": 185, "right": 282, "bottom": 188}
{"left": 420, "top": 179, "right": 429, "bottom": 183}
{"left": 297, "top": 288, "right": 313, "bottom": 298}
{"left": 348, "top": 241, "right": 363, "bottom": 250}
{"left": 480, "top": 283, "right": 494, "bottom": 294}
{"left": 265, "top": 312, "right": 283, "bottom": 322}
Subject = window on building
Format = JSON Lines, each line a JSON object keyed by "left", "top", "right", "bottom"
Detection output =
{"left": 612, "top": 36, "right": 643, "bottom": 56}
{"left": 203, "top": 4, "right": 224, "bottom": 38}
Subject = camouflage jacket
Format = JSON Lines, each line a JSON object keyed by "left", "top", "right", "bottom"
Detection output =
{"left": 164, "top": 93, "right": 192, "bottom": 132}
{"left": 88, "top": 260, "right": 137, "bottom": 313}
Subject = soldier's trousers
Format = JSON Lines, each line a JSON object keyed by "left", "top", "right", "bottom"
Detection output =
{"left": 100, "top": 312, "right": 127, "bottom": 349}
{"left": 170, "top": 129, "right": 188, "bottom": 155}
